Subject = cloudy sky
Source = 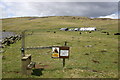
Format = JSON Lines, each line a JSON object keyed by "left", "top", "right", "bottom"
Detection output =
{"left": 0, "top": 1, "right": 119, "bottom": 19}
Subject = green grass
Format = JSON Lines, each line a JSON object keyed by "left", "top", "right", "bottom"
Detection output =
{"left": 2, "top": 16, "right": 119, "bottom": 78}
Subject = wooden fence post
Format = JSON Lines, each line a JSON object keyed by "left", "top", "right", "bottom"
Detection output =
{"left": 21, "top": 54, "right": 31, "bottom": 75}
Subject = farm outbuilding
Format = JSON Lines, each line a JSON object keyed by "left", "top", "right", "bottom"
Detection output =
{"left": 68, "top": 29, "right": 74, "bottom": 31}
{"left": 79, "top": 27, "right": 96, "bottom": 31}
{"left": 60, "top": 28, "right": 68, "bottom": 31}
{"left": 74, "top": 28, "right": 79, "bottom": 31}
{"left": 60, "top": 27, "right": 96, "bottom": 31}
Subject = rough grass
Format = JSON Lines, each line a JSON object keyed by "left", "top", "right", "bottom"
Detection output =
{"left": 2, "top": 16, "right": 119, "bottom": 78}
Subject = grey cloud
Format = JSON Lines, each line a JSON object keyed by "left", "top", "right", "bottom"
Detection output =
{"left": 2, "top": 0, "right": 119, "bottom": 2}
{"left": 1, "top": 2, "right": 119, "bottom": 18}
{"left": 29, "top": 2, "right": 118, "bottom": 17}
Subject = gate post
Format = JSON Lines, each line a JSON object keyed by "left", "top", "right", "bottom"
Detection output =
{"left": 21, "top": 54, "right": 31, "bottom": 75}
{"left": 21, "top": 30, "right": 27, "bottom": 57}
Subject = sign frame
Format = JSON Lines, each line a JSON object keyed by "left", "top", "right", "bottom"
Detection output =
{"left": 59, "top": 46, "right": 70, "bottom": 58}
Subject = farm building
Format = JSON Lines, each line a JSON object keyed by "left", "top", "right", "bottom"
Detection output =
{"left": 68, "top": 28, "right": 74, "bottom": 31}
{"left": 79, "top": 27, "right": 96, "bottom": 31}
{"left": 60, "top": 27, "right": 96, "bottom": 31}
{"left": 60, "top": 28, "right": 69, "bottom": 31}
{"left": 74, "top": 28, "right": 79, "bottom": 31}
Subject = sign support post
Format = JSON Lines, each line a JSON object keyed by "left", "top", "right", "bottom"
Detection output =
{"left": 52, "top": 41, "right": 70, "bottom": 68}
{"left": 63, "top": 58, "right": 65, "bottom": 67}
{"left": 63, "top": 41, "right": 67, "bottom": 68}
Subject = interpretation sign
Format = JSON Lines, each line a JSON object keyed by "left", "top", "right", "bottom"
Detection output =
{"left": 59, "top": 46, "right": 70, "bottom": 58}
{"left": 52, "top": 47, "right": 59, "bottom": 58}
{"left": 52, "top": 46, "right": 70, "bottom": 68}
{"left": 60, "top": 50, "right": 69, "bottom": 56}
{"left": 52, "top": 46, "right": 70, "bottom": 58}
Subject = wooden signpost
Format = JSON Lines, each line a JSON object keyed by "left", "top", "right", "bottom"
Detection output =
{"left": 59, "top": 46, "right": 70, "bottom": 67}
{"left": 52, "top": 41, "right": 70, "bottom": 67}
{"left": 21, "top": 31, "right": 70, "bottom": 75}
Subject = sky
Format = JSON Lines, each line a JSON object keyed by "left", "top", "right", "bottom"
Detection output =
{"left": 0, "top": 1, "right": 119, "bottom": 19}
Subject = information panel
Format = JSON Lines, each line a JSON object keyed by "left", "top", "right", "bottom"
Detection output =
{"left": 60, "top": 50, "right": 69, "bottom": 56}
{"left": 52, "top": 47, "right": 59, "bottom": 58}
{"left": 59, "top": 46, "right": 70, "bottom": 58}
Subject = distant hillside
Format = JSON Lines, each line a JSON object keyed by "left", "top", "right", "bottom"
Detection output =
{"left": 2, "top": 16, "right": 118, "bottom": 32}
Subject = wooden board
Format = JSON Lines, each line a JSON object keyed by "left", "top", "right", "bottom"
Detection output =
{"left": 59, "top": 46, "right": 70, "bottom": 58}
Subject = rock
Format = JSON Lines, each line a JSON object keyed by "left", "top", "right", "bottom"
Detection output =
{"left": 101, "top": 49, "right": 107, "bottom": 53}
{"left": 92, "top": 59, "right": 100, "bottom": 64}
{"left": 103, "top": 44, "right": 107, "bottom": 46}
{"left": 85, "top": 53, "right": 89, "bottom": 55}
{"left": 89, "top": 31, "right": 92, "bottom": 33}
{"left": 113, "top": 61, "right": 117, "bottom": 64}
{"left": 0, "top": 50, "right": 5, "bottom": 53}
{"left": 114, "top": 33, "right": 120, "bottom": 35}
{"left": 101, "top": 31, "right": 107, "bottom": 33}
{"left": 78, "top": 40, "right": 80, "bottom": 42}
{"left": 92, "top": 70, "right": 98, "bottom": 72}
{"left": 2, "top": 56, "right": 5, "bottom": 59}
{"left": 94, "top": 44, "right": 97, "bottom": 45}
{"left": 87, "top": 41, "right": 90, "bottom": 42}
{"left": 0, "top": 45, "right": 4, "bottom": 48}
{"left": 107, "top": 32, "right": 109, "bottom": 35}
{"left": 85, "top": 45, "right": 92, "bottom": 47}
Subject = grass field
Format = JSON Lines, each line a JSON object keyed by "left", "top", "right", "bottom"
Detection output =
{"left": 1, "top": 16, "right": 119, "bottom": 78}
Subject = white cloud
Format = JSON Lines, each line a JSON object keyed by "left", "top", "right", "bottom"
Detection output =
{"left": 98, "top": 13, "right": 118, "bottom": 19}
{"left": 1, "top": 2, "right": 38, "bottom": 18}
